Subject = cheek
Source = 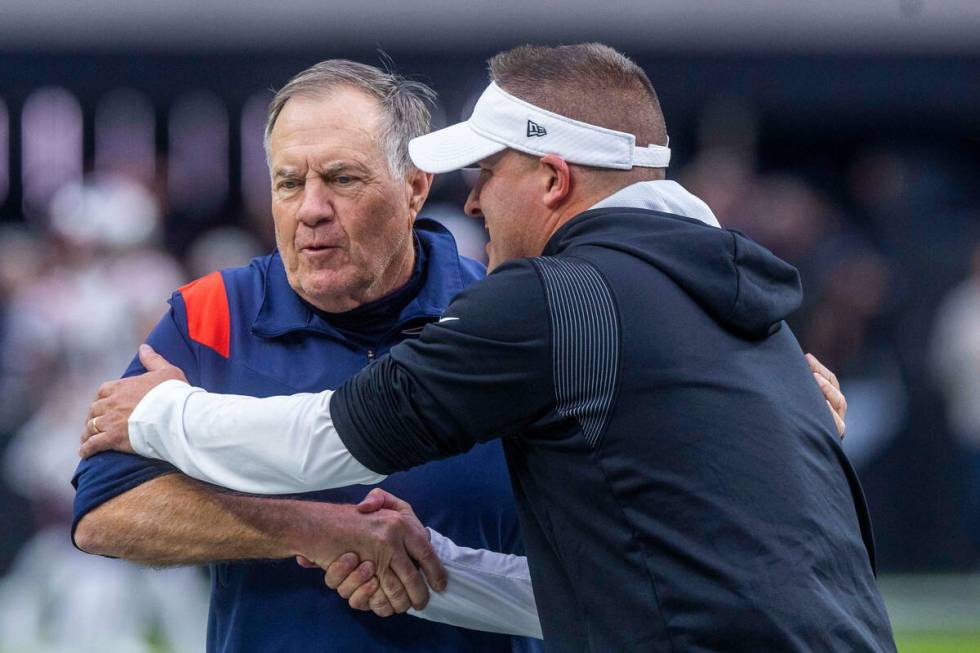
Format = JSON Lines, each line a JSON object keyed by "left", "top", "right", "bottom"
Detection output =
{"left": 273, "top": 211, "right": 303, "bottom": 287}
{"left": 272, "top": 210, "right": 299, "bottom": 263}
{"left": 343, "top": 196, "right": 407, "bottom": 264}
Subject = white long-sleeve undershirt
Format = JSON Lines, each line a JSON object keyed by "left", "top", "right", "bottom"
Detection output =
{"left": 129, "top": 379, "right": 383, "bottom": 493}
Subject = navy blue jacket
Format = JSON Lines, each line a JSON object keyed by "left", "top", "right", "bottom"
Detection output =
{"left": 332, "top": 209, "right": 897, "bottom": 652}
{"left": 73, "top": 220, "right": 540, "bottom": 653}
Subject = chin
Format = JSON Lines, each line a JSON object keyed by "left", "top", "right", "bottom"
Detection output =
{"left": 294, "top": 269, "right": 354, "bottom": 302}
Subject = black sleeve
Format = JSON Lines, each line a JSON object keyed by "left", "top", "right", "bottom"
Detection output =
{"left": 332, "top": 259, "right": 553, "bottom": 475}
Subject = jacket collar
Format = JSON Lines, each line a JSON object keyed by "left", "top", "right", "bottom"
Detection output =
{"left": 251, "top": 219, "right": 470, "bottom": 340}
{"left": 544, "top": 180, "right": 720, "bottom": 257}
{"left": 589, "top": 180, "right": 720, "bottom": 227}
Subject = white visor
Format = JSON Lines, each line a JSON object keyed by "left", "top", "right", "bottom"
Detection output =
{"left": 409, "top": 82, "right": 671, "bottom": 174}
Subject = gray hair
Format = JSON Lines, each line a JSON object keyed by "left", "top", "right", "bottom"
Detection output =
{"left": 264, "top": 59, "right": 436, "bottom": 178}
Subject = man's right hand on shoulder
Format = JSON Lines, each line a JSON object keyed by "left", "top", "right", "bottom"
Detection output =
{"left": 80, "top": 344, "right": 186, "bottom": 458}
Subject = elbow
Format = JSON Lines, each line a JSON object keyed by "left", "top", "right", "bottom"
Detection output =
{"left": 74, "top": 511, "right": 116, "bottom": 557}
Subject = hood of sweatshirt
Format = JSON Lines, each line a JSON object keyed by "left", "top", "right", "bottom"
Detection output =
{"left": 542, "top": 208, "right": 802, "bottom": 339}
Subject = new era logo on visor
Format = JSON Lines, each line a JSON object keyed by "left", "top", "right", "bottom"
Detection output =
{"left": 526, "top": 120, "right": 547, "bottom": 137}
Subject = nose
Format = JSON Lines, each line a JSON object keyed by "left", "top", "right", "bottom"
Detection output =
{"left": 296, "top": 177, "right": 335, "bottom": 227}
{"left": 463, "top": 185, "right": 482, "bottom": 218}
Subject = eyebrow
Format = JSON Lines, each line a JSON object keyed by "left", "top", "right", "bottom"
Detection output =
{"left": 315, "top": 160, "right": 371, "bottom": 177}
{"left": 274, "top": 161, "right": 368, "bottom": 180}
{"left": 273, "top": 168, "right": 301, "bottom": 180}
{"left": 478, "top": 152, "right": 505, "bottom": 169}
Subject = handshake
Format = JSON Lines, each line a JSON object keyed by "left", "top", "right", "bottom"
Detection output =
{"left": 293, "top": 487, "right": 448, "bottom": 616}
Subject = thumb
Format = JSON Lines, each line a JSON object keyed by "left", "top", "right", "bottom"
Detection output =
{"left": 295, "top": 555, "right": 319, "bottom": 569}
{"left": 357, "top": 488, "right": 390, "bottom": 514}
{"left": 139, "top": 344, "right": 173, "bottom": 372}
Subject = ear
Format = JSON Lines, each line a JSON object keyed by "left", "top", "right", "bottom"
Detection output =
{"left": 405, "top": 169, "right": 434, "bottom": 221}
{"left": 539, "top": 154, "right": 572, "bottom": 210}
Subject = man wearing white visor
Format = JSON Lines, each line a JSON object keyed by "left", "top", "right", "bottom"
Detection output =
{"left": 81, "top": 44, "right": 893, "bottom": 652}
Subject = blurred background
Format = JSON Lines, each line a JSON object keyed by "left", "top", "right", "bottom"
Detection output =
{"left": 0, "top": 1, "right": 978, "bottom": 651}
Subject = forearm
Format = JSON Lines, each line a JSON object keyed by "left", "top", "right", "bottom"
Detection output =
{"left": 74, "top": 473, "right": 347, "bottom": 566}
{"left": 410, "top": 529, "right": 542, "bottom": 639}
{"left": 129, "top": 380, "right": 386, "bottom": 494}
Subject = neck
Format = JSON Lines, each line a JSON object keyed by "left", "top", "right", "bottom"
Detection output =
{"left": 535, "top": 182, "right": 631, "bottom": 254}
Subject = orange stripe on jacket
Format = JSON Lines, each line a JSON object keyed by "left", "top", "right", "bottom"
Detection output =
{"left": 179, "top": 271, "right": 231, "bottom": 358}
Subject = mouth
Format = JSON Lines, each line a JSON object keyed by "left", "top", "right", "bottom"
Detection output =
{"left": 299, "top": 244, "right": 343, "bottom": 260}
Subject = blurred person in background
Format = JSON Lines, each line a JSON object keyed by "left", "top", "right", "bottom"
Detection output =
{"left": 72, "top": 60, "right": 542, "bottom": 653}
{"left": 931, "top": 242, "right": 980, "bottom": 563}
{"left": 0, "top": 176, "right": 207, "bottom": 653}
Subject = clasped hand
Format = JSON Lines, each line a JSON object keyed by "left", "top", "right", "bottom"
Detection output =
{"left": 298, "top": 488, "right": 447, "bottom": 616}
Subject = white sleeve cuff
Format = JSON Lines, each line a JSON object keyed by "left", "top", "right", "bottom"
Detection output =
{"left": 409, "top": 528, "right": 541, "bottom": 639}
{"left": 128, "top": 379, "right": 387, "bottom": 494}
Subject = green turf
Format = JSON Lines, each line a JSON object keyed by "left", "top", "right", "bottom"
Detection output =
{"left": 894, "top": 631, "right": 980, "bottom": 653}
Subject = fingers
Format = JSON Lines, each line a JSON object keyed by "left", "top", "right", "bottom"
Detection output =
{"left": 805, "top": 353, "right": 839, "bottom": 391}
{"left": 357, "top": 488, "right": 408, "bottom": 514}
{"left": 79, "top": 432, "right": 115, "bottom": 459}
{"left": 371, "top": 563, "right": 416, "bottom": 614}
{"left": 814, "top": 372, "right": 847, "bottom": 416}
{"left": 806, "top": 353, "right": 847, "bottom": 440}
{"left": 814, "top": 372, "right": 847, "bottom": 439}
{"left": 367, "top": 587, "right": 395, "bottom": 617}
{"left": 335, "top": 561, "right": 377, "bottom": 600}
{"left": 386, "top": 550, "right": 429, "bottom": 611}
{"left": 88, "top": 397, "right": 109, "bottom": 419}
{"left": 81, "top": 399, "right": 111, "bottom": 444}
{"left": 361, "top": 490, "right": 446, "bottom": 594}
{"left": 324, "top": 553, "right": 361, "bottom": 589}
{"left": 405, "top": 526, "right": 447, "bottom": 592}
{"left": 84, "top": 415, "right": 100, "bottom": 438}
{"left": 828, "top": 400, "right": 846, "bottom": 441}
{"left": 348, "top": 577, "right": 383, "bottom": 612}
{"left": 139, "top": 344, "right": 173, "bottom": 372}
{"left": 356, "top": 488, "right": 388, "bottom": 514}
{"left": 97, "top": 380, "right": 117, "bottom": 399}
{"left": 295, "top": 555, "right": 319, "bottom": 569}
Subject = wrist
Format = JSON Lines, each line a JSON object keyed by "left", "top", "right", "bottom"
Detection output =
{"left": 283, "top": 500, "right": 359, "bottom": 560}
{"left": 128, "top": 379, "right": 198, "bottom": 459}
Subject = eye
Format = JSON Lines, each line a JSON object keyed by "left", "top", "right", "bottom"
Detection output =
{"left": 461, "top": 167, "right": 481, "bottom": 189}
{"left": 277, "top": 179, "right": 300, "bottom": 191}
{"left": 335, "top": 175, "right": 353, "bottom": 185}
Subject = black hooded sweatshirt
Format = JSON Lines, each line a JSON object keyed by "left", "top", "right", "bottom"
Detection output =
{"left": 332, "top": 208, "right": 897, "bottom": 653}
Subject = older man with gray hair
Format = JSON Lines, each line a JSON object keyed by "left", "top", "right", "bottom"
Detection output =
{"left": 72, "top": 59, "right": 543, "bottom": 653}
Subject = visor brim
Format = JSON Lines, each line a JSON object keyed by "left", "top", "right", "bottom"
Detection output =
{"left": 409, "top": 122, "right": 507, "bottom": 174}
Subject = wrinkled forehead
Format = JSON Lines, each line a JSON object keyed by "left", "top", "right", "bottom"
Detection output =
{"left": 269, "top": 92, "right": 385, "bottom": 165}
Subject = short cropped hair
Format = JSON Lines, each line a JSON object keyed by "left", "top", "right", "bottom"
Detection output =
{"left": 264, "top": 59, "right": 436, "bottom": 178}
{"left": 488, "top": 43, "right": 668, "bottom": 149}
